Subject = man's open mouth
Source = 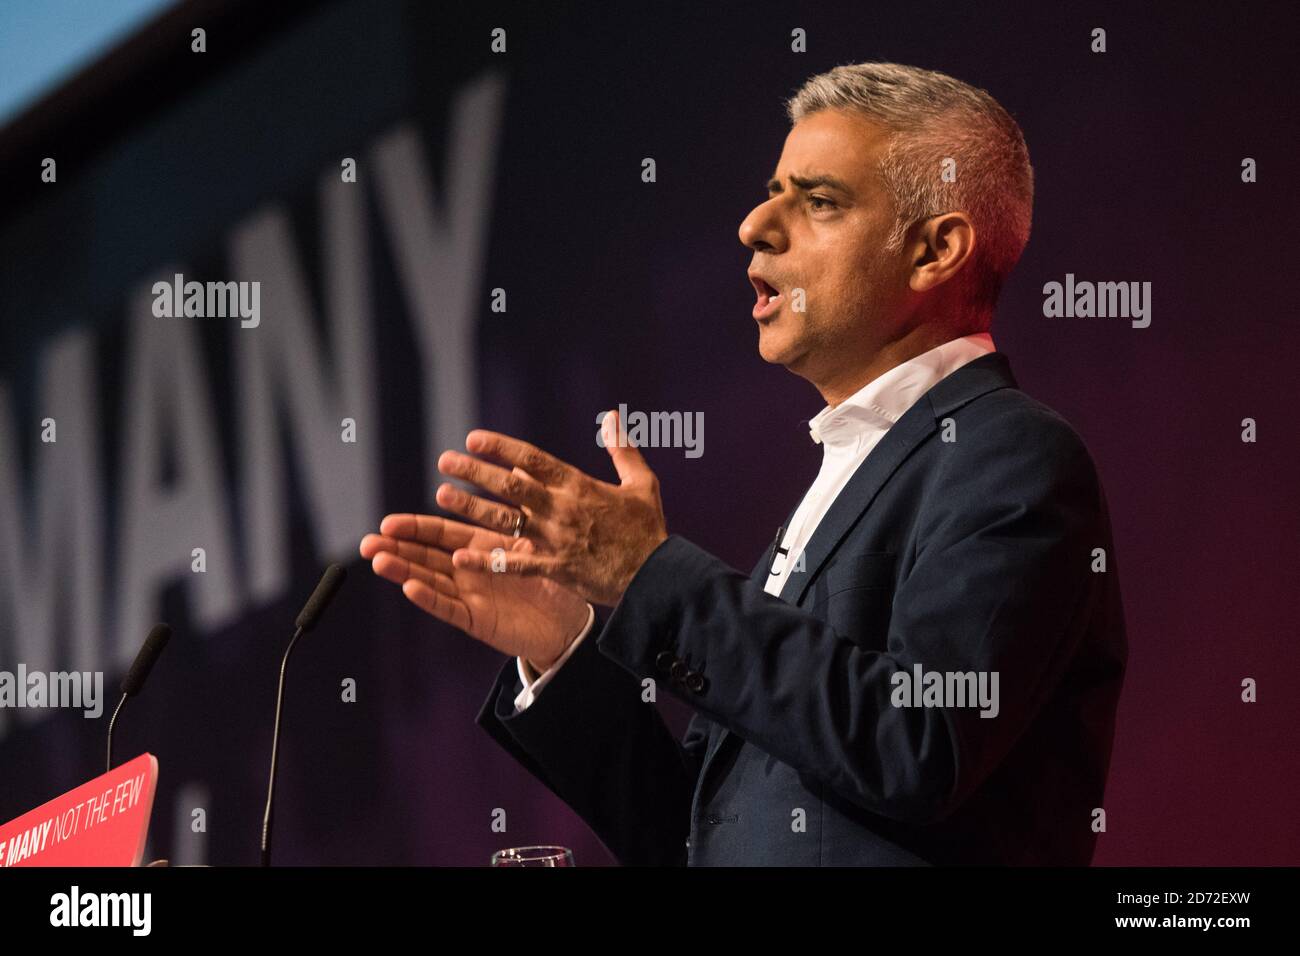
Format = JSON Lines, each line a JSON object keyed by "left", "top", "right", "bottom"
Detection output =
{"left": 750, "top": 274, "right": 784, "bottom": 321}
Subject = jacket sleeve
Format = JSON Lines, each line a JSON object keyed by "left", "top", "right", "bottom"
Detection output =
{"left": 475, "top": 608, "right": 712, "bottom": 865}
{"left": 594, "top": 406, "right": 1108, "bottom": 825}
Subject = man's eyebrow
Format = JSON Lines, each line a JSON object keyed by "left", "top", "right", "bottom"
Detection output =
{"left": 766, "top": 172, "right": 855, "bottom": 195}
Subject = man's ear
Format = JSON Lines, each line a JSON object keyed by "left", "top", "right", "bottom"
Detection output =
{"left": 908, "top": 212, "right": 976, "bottom": 293}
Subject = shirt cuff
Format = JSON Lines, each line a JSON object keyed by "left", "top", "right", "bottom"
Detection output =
{"left": 513, "top": 604, "right": 596, "bottom": 712}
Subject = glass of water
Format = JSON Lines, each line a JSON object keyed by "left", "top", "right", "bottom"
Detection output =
{"left": 490, "top": 845, "right": 575, "bottom": 867}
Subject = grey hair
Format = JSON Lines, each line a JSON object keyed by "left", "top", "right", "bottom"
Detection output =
{"left": 786, "top": 62, "right": 1034, "bottom": 327}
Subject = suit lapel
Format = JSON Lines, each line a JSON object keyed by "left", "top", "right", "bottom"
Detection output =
{"left": 777, "top": 409, "right": 935, "bottom": 605}
{"left": 694, "top": 352, "right": 1018, "bottom": 784}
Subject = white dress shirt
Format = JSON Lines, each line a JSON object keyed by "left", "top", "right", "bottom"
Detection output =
{"left": 513, "top": 332, "right": 996, "bottom": 712}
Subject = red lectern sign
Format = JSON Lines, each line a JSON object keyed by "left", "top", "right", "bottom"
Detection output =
{"left": 0, "top": 753, "right": 158, "bottom": 867}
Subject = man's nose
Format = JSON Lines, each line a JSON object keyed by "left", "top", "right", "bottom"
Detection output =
{"left": 738, "top": 200, "right": 786, "bottom": 253}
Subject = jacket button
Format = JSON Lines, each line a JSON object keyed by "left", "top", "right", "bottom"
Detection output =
{"left": 684, "top": 671, "right": 706, "bottom": 694}
{"left": 669, "top": 660, "right": 689, "bottom": 681}
{"left": 655, "top": 651, "right": 676, "bottom": 674}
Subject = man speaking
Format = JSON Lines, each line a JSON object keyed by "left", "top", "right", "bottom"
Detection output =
{"left": 359, "top": 62, "right": 1127, "bottom": 866}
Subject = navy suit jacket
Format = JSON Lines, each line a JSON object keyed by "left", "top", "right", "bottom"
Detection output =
{"left": 476, "top": 352, "right": 1127, "bottom": 865}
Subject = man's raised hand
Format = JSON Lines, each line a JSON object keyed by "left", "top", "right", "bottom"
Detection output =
{"left": 434, "top": 409, "right": 669, "bottom": 607}
{"left": 359, "top": 513, "right": 590, "bottom": 670}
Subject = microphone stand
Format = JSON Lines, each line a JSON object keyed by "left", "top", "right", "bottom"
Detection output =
{"left": 261, "top": 624, "right": 306, "bottom": 867}
{"left": 106, "top": 693, "right": 129, "bottom": 773}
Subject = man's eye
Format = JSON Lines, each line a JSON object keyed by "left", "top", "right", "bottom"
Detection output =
{"left": 808, "top": 196, "right": 836, "bottom": 211}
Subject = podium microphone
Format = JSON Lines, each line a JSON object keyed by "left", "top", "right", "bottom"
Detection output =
{"left": 261, "top": 563, "right": 347, "bottom": 866}
{"left": 107, "top": 623, "right": 172, "bottom": 773}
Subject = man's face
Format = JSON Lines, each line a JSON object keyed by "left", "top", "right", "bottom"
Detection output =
{"left": 739, "top": 109, "right": 912, "bottom": 384}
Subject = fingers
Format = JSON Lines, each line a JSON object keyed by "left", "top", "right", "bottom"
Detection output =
{"left": 438, "top": 450, "right": 552, "bottom": 512}
{"left": 370, "top": 549, "right": 454, "bottom": 595}
{"left": 451, "top": 546, "right": 558, "bottom": 579}
{"left": 400, "top": 578, "right": 471, "bottom": 633}
{"left": 435, "top": 482, "right": 532, "bottom": 538}
{"left": 360, "top": 533, "right": 455, "bottom": 576}
{"left": 600, "top": 409, "right": 653, "bottom": 485}
{"left": 363, "top": 532, "right": 469, "bottom": 631}
{"left": 463, "top": 430, "right": 573, "bottom": 486}
{"left": 377, "top": 513, "right": 480, "bottom": 550}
